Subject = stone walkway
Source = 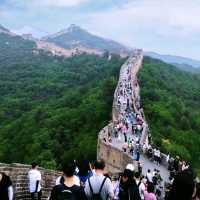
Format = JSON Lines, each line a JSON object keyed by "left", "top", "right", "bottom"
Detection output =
{"left": 110, "top": 50, "right": 170, "bottom": 184}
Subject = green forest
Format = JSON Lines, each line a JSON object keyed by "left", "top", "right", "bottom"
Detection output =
{"left": 0, "top": 33, "right": 126, "bottom": 168}
{"left": 0, "top": 32, "right": 199, "bottom": 172}
{"left": 139, "top": 57, "right": 200, "bottom": 172}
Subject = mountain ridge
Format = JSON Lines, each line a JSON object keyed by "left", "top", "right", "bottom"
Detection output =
{"left": 2, "top": 23, "right": 200, "bottom": 69}
{"left": 42, "top": 24, "right": 132, "bottom": 56}
{"left": 145, "top": 51, "right": 200, "bottom": 68}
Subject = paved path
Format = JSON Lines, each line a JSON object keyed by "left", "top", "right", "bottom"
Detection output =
{"left": 110, "top": 50, "right": 170, "bottom": 184}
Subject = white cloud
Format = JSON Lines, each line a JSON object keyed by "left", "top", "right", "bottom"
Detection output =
{"left": 82, "top": 0, "right": 200, "bottom": 59}
{"left": 86, "top": 0, "right": 200, "bottom": 38}
{"left": 10, "top": 0, "right": 89, "bottom": 7}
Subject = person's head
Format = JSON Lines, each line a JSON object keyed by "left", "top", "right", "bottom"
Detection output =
{"left": 168, "top": 169, "right": 195, "bottom": 200}
{"left": 62, "top": 161, "right": 76, "bottom": 178}
{"left": 31, "top": 162, "right": 39, "bottom": 169}
{"left": 134, "top": 171, "right": 140, "bottom": 180}
{"left": 148, "top": 169, "right": 151, "bottom": 173}
{"left": 77, "top": 159, "right": 91, "bottom": 176}
{"left": 122, "top": 169, "right": 134, "bottom": 183}
{"left": 94, "top": 159, "right": 105, "bottom": 171}
{"left": 147, "top": 182, "right": 155, "bottom": 193}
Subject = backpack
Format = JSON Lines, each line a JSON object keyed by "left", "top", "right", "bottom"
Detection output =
{"left": 56, "top": 184, "right": 77, "bottom": 200}
{"left": 88, "top": 177, "right": 107, "bottom": 200}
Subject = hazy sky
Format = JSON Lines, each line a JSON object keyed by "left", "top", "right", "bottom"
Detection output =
{"left": 0, "top": 0, "right": 200, "bottom": 59}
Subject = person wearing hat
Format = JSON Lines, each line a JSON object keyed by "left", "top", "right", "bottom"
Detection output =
{"left": 0, "top": 172, "right": 13, "bottom": 200}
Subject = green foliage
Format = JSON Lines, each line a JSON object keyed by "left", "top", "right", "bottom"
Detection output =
{"left": 139, "top": 56, "right": 200, "bottom": 170}
{"left": 0, "top": 34, "right": 125, "bottom": 169}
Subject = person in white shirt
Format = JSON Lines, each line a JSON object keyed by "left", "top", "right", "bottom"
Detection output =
{"left": 134, "top": 172, "right": 146, "bottom": 200}
{"left": 146, "top": 169, "right": 153, "bottom": 183}
{"left": 28, "top": 162, "right": 42, "bottom": 200}
{"left": 84, "top": 159, "right": 114, "bottom": 200}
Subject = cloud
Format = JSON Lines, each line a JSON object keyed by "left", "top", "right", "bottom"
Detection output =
{"left": 81, "top": 0, "right": 200, "bottom": 59}
{"left": 1, "top": 0, "right": 200, "bottom": 59}
{"left": 86, "top": 0, "right": 200, "bottom": 38}
{"left": 8, "top": 0, "right": 90, "bottom": 8}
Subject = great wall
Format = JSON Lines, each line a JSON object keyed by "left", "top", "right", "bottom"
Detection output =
{"left": 97, "top": 49, "right": 146, "bottom": 173}
{"left": 0, "top": 49, "right": 170, "bottom": 199}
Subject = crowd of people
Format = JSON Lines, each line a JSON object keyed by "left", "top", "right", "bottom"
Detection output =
{"left": 1, "top": 159, "right": 199, "bottom": 200}
{"left": 108, "top": 54, "right": 146, "bottom": 163}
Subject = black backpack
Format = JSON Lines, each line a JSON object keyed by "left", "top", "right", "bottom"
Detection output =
{"left": 88, "top": 177, "right": 107, "bottom": 200}
{"left": 56, "top": 184, "right": 77, "bottom": 200}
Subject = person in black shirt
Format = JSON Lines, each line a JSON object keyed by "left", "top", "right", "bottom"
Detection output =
{"left": 119, "top": 169, "right": 141, "bottom": 200}
{"left": 50, "top": 161, "right": 87, "bottom": 200}
{"left": 0, "top": 172, "right": 13, "bottom": 200}
{"left": 166, "top": 169, "right": 195, "bottom": 200}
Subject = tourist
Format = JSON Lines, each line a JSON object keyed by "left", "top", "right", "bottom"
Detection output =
{"left": 166, "top": 169, "right": 195, "bottom": 200}
{"left": 77, "top": 160, "right": 93, "bottom": 187}
{"left": 118, "top": 169, "right": 141, "bottom": 200}
{"left": 144, "top": 182, "right": 157, "bottom": 200}
{"left": 50, "top": 161, "right": 87, "bottom": 200}
{"left": 146, "top": 170, "right": 153, "bottom": 183}
{"left": 84, "top": 159, "right": 114, "bottom": 200}
{"left": 122, "top": 142, "right": 128, "bottom": 153}
{"left": 122, "top": 124, "right": 128, "bottom": 142}
{"left": 138, "top": 162, "right": 142, "bottom": 176}
{"left": 0, "top": 172, "right": 13, "bottom": 200}
{"left": 55, "top": 173, "right": 80, "bottom": 186}
{"left": 135, "top": 172, "right": 146, "bottom": 200}
{"left": 194, "top": 183, "right": 200, "bottom": 200}
{"left": 112, "top": 176, "right": 120, "bottom": 200}
{"left": 28, "top": 162, "right": 42, "bottom": 200}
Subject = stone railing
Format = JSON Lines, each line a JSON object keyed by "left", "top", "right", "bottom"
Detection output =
{"left": 0, "top": 163, "right": 61, "bottom": 200}
{"left": 97, "top": 124, "right": 137, "bottom": 174}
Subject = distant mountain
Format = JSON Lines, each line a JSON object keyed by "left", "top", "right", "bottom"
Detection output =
{"left": 43, "top": 24, "right": 132, "bottom": 56}
{"left": 145, "top": 51, "right": 200, "bottom": 68}
{"left": 0, "top": 24, "right": 16, "bottom": 36}
{"left": 174, "top": 63, "right": 200, "bottom": 74}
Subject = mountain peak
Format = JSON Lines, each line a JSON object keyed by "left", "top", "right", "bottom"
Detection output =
{"left": 67, "top": 24, "right": 83, "bottom": 32}
{"left": 42, "top": 24, "right": 132, "bottom": 56}
{"left": 43, "top": 24, "right": 86, "bottom": 40}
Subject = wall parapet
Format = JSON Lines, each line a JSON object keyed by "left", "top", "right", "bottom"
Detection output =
{"left": 0, "top": 163, "right": 61, "bottom": 200}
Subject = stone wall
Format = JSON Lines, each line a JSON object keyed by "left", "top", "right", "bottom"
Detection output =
{"left": 97, "top": 50, "right": 143, "bottom": 174}
{"left": 0, "top": 163, "right": 61, "bottom": 200}
{"left": 97, "top": 125, "right": 137, "bottom": 174}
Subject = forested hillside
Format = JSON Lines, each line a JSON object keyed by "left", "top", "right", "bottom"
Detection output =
{"left": 0, "top": 34, "right": 125, "bottom": 168}
{"left": 1, "top": 30, "right": 200, "bottom": 173}
{"left": 139, "top": 57, "right": 200, "bottom": 171}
